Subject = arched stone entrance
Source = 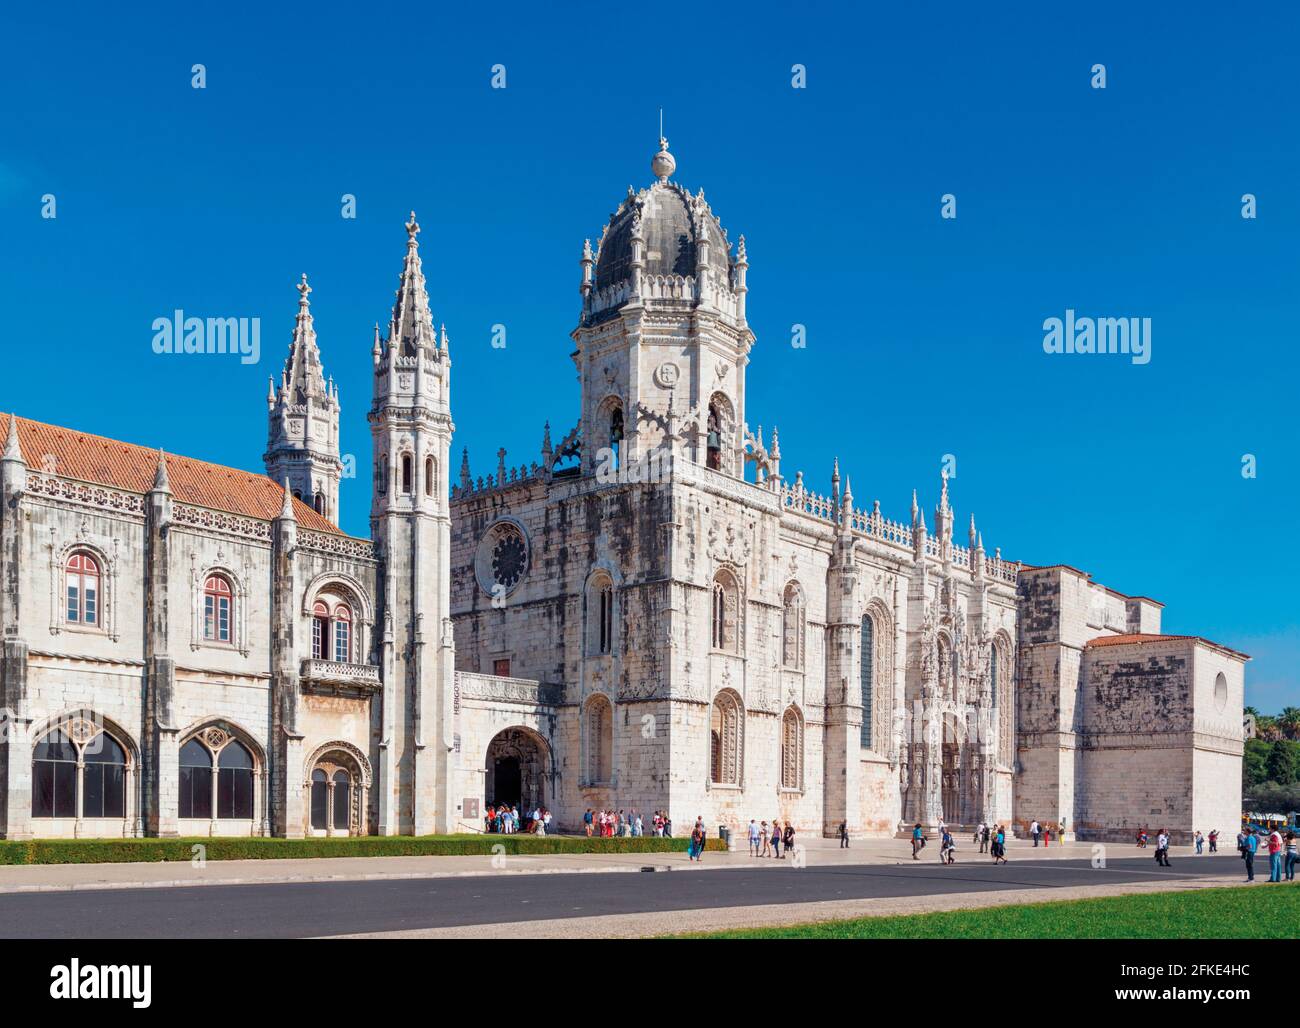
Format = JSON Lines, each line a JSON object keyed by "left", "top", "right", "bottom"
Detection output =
{"left": 484, "top": 728, "right": 550, "bottom": 811}
{"left": 303, "top": 742, "right": 372, "bottom": 836}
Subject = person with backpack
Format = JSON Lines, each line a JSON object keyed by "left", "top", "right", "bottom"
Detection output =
{"left": 940, "top": 828, "right": 955, "bottom": 865}
{"left": 782, "top": 822, "right": 795, "bottom": 860}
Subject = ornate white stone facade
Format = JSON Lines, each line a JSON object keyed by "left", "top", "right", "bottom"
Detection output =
{"left": 0, "top": 141, "right": 1246, "bottom": 842}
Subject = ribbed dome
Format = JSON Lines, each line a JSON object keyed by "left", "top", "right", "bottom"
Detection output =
{"left": 592, "top": 142, "right": 734, "bottom": 293}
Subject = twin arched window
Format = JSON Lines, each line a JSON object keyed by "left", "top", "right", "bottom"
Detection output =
{"left": 179, "top": 735, "right": 254, "bottom": 820}
{"left": 65, "top": 553, "right": 100, "bottom": 626}
{"left": 310, "top": 768, "right": 352, "bottom": 831}
{"left": 586, "top": 575, "right": 614, "bottom": 656}
{"left": 203, "top": 575, "right": 233, "bottom": 643}
{"left": 313, "top": 599, "right": 353, "bottom": 663}
{"left": 585, "top": 694, "right": 612, "bottom": 785}
{"left": 32, "top": 724, "right": 127, "bottom": 819}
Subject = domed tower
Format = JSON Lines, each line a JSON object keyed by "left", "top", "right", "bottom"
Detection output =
{"left": 264, "top": 275, "right": 343, "bottom": 520}
{"left": 573, "top": 138, "right": 754, "bottom": 477}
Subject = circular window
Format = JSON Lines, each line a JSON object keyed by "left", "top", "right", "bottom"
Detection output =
{"left": 1214, "top": 672, "right": 1228, "bottom": 712}
{"left": 475, "top": 521, "right": 530, "bottom": 598}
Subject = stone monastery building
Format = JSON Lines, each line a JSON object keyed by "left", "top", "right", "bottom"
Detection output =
{"left": 0, "top": 140, "right": 1246, "bottom": 843}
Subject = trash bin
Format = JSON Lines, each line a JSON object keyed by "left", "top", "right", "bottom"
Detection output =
{"left": 720, "top": 825, "right": 737, "bottom": 851}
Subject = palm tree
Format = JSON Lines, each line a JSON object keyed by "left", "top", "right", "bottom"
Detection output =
{"left": 1278, "top": 707, "right": 1300, "bottom": 741}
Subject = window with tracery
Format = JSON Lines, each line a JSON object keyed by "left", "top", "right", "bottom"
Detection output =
{"left": 711, "top": 569, "right": 739, "bottom": 652}
{"left": 203, "top": 575, "right": 233, "bottom": 643}
{"left": 782, "top": 583, "right": 805, "bottom": 669}
{"left": 65, "top": 553, "right": 101, "bottom": 626}
{"left": 780, "top": 706, "right": 803, "bottom": 790}
{"left": 585, "top": 695, "right": 612, "bottom": 785}
{"left": 710, "top": 691, "right": 742, "bottom": 785}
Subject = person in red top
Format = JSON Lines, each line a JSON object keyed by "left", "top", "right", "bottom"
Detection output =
{"left": 1268, "top": 827, "right": 1284, "bottom": 882}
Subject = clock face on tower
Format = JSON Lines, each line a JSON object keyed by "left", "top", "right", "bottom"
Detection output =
{"left": 491, "top": 531, "right": 527, "bottom": 590}
{"left": 475, "top": 520, "right": 530, "bottom": 598}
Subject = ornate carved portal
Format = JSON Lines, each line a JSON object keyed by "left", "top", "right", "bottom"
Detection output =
{"left": 485, "top": 728, "right": 550, "bottom": 811}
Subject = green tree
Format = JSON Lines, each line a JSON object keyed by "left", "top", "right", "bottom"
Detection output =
{"left": 1244, "top": 738, "right": 1271, "bottom": 787}
{"left": 1278, "top": 707, "right": 1300, "bottom": 741}
{"left": 1265, "top": 739, "right": 1299, "bottom": 785}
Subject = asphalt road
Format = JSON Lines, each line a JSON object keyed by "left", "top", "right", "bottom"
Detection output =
{"left": 0, "top": 855, "right": 1245, "bottom": 938}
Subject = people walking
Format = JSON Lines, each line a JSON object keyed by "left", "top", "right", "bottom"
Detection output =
{"left": 1243, "top": 829, "right": 1258, "bottom": 882}
{"left": 772, "top": 820, "right": 783, "bottom": 858}
{"left": 911, "top": 822, "right": 924, "bottom": 860}
{"left": 979, "top": 823, "right": 990, "bottom": 854}
{"left": 748, "top": 819, "right": 761, "bottom": 856}
{"left": 783, "top": 822, "right": 796, "bottom": 860}
{"left": 1194, "top": 830, "right": 1204, "bottom": 854}
{"left": 1208, "top": 829, "right": 1219, "bottom": 853}
{"left": 940, "top": 828, "right": 955, "bottom": 865}
{"left": 1285, "top": 832, "right": 1297, "bottom": 882}
{"left": 838, "top": 821, "right": 849, "bottom": 848}
{"left": 1154, "top": 828, "right": 1171, "bottom": 867}
{"left": 1030, "top": 819, "right": 1041, "bottom": 847}
{"left": 760, "top": 820, "right": 771, "bottom": 857}
{"left": 992, "top": 825, "right": 1007, "bottom": 864}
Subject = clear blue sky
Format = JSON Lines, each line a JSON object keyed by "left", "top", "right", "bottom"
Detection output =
{"left": 1, "top": 2, "right": 1295, "bottom": 711}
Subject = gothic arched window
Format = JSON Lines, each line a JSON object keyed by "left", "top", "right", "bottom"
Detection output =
{"left": 65, "top": 552, "right": 101, "bottom": 626}
{"left": 425, "top": 456, "right": 435, "bottom": 497}
{"left": 203, "top": 575, "right": 233, "bottom": 643}
{"left": 710, "top": 690, "right": 743, "bottom": 785}
{"left": 711, "top": 569, "right": 739, "bottom": 653}
{"left": 32, "top": 725, "right": 128, "bottom": 820}
{"left": 180, "top": 730, "right": 256, "bottom": 821}
{"left": 217, "top": 740, "right": 255, "bottom": 820}
{"left": 401, "top": 454, "right": 413, "bottom": 494}
{"left": 782, "top": 582, "right": 805, "bottom": 669}
{"left": 860, "top": 614, "right": 875, "bottom": 749}
{"left": 586, "top": 575, "right": 614, "bottom": 656}
{"left": 780, "top": 706, "right": 803, "bottom": 790}
{"left": 179, "top": 738, "right": 213, "bottom": 819}
{"left": 312, "top": 595, "right": 355, "bottom": 663}
{"left": 314, "top": 492, "right": 325, "bottom": 515}
{"left": 585, "top": 694, "right": 612, "bottom": 785}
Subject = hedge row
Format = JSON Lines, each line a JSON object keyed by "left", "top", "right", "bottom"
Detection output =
{"left": 0, "top": 834, "right": 727, "bottom": 866}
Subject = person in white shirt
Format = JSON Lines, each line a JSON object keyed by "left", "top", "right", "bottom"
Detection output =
{"left": 748, "top": 819, "right": 761, "bottom": 856}
{"left": 1030, "top": 819, "right": 1041, "bottom": 847}
{"left": 1154, "top": 829, "right": 1171, "bottom": 867}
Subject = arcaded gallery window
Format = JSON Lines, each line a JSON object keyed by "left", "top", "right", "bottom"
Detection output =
{"left": 312, "top": 594, "right": 355, "bottom": 663}
{"left": 32, "top": 724, "right": 128, "bottom": 820}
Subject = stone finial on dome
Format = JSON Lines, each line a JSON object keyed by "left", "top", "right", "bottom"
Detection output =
{"left": 651, "top": 136, "right": 676, "bottom": 183}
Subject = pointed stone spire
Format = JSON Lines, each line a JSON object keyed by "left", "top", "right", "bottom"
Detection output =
{"left": 278, "top": 477, "right": 295, "bottom": 521}
{"left": 769, "top": 425, "right": 780, "bottom": 460}
{"left": 3, "top": 415, "right": 24, "bottom": 464}
{"left": 460, "top": 448, "right": 472, "bottom": 490}
{"left": 831, "top": 456, "right": 841, "bottom": 507}
{"left": 267, "top": 375, "right": 276, "bottom": 406}
{"left": 541, "top": 422, "right": 553, "bottom": 462}
{"left": 969, "top": 512, "right": 978, "bottom": 550}
{"left": 279, "top": 274, "right": 329, "bottom": 404}
{"left": 911, "top": 489, "right": 919, "bottom": 528}
{"left": 152, "top": 448, "right": 171, "bottom": 493}
{"left": 372, "top": 323, "right": 382, "bottom": 364}
{"left": 440, "top": 323, "right": 449, "bottom": 353}
{"left": 939, "top": 467, "right": 950, "bottom": 513}
{"left": 388, "top": 212, "right": 439, "bottom": 358}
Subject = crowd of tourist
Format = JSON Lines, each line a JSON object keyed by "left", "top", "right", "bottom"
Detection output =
{"left": 581, "top": 809, "right": 674, "bottom": 837}
{"left": 483, "top": 804, "right": 552, "bottom": 834}
{"left": 1237, "top": 826, "right": 1297, "bottom": 883}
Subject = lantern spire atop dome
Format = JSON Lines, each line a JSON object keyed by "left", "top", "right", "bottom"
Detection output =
{"left": 651, "top": 136, "right": 675, "bottom": 183}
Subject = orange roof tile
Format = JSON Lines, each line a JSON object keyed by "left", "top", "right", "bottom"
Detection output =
{"left": 1085, "top": 632, "right": 1250, "bottom": 660}
{"left": 2, "top": 413, "right": 344, "bottom": 535}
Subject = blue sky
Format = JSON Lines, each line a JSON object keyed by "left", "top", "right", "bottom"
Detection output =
{"left": 1, "top": 2, "right": 1295, "bottom": 710}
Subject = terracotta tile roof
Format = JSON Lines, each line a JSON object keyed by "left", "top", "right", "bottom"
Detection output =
{"left": 1085, "top": 632, "right": 1250, "bottom": 661}
{"left": 2, "top": 413, "right": 344, "bottom": 535}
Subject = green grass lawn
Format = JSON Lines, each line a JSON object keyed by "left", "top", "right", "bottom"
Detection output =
{"left": 679, "top": 884, "right": 1300, "bottom": 939}
{"left": 0, "top": 834, "right": 724, "bottom": 866}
